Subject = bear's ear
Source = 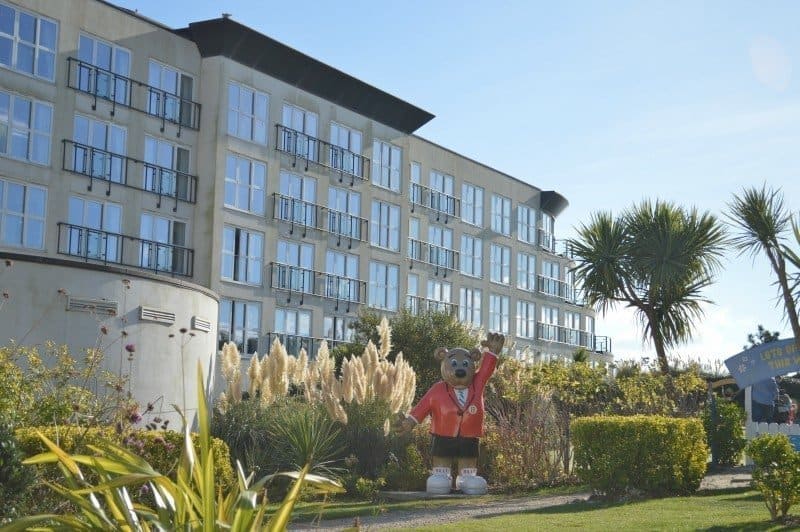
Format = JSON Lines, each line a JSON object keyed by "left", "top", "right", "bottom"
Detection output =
{"left": 468, "top": 348, "right": 482, "bottom": 362}
{"left": 434, "top": 347, "right": 449, "bottom": 361}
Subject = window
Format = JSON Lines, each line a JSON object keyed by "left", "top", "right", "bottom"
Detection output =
{"left": 330, "top": 122, "right": 362, "bottom": 176}
{"left": 491, "top": 194, "right": 511, "bottom": 235}
{"left": 0, "top": 90, "right": 52, "bottom": 164}
{"left": 324, "top": 315, "right": 355, "bottom": 342}
{"left": 281, "top": 104, "right": 318, "bottom": 161}
{"left": 368, "top": 260, "right": 398, "bottom": 311}
{"left": 221, "top": 226, "right": 263, "bottom": 285}
{"left": 460, "top": 234, "right": 482, "bottom": 278}
{"left": 461, "top": 183, "right": 483, "bottom": 227}
{"left": 516, "top": 300, "right": 536, "bottom": 339}
{"left": 459, "top": 287, "right": 482, "bottom": 327}
{"left": 489, "top": 243, "right": 511, "bottom": 285}
{"left": 72, "top": 115, "right": 126, "bottom": 182}
{"left": 409, "top": 162, "right": 422, "bottom": 205}
{"left": 585, "top": 316, "right": 595, "bottom": 348}
{"left": 428, "top": 225, "right": 455, "bottom": 269}
{"left": 408, "top": 217, "right": 421, "bottom": 260}
{"left": 275, "top": 307, "right": 312, "bottom": 356}
{"left": 540, "top": 212, "right": 555, "bottom": 251}
{"left": 370, "top": 200, "right": 400, "bottom": 251}
{"left": 147, "top": 60, "right": 194, "bottom": 126}
{"left": 277, "top": 171, "right": 316, "bottom": 226}
{"left": 489, "top": 294, "right": 509, "bottom": 334}
{"left": 325, "top": 249, "right": 360, "bottom": 301}
{"left": 427, "top": 278, "right": 452, "bottom": 312}
{"left": 327, "top": 186, "right": 361, "bottom": 240}
{"left": 139, "top": 213, "right": 187, "bottom": 274}
{"left": 0, "top": 178, "right": 45, "bottom": 249}
{"left": 540, "top": 306, "right": 559, "bottom": 341}
{"left": 564, "top": 310, "right": 581, "bottom": 345}
{"left": 224, "top": 153, "right": 265, "bottom": 215}
{"left": 0, "top": 3, "right": 57, "bottom": 80}
{"left": 430, "top": 170, "right": 456, "bottom": 216}
{"left": 541, "top": 260, "right": 561, "bottom": 296}
{"left": 275, "top": 240, "right": 314, "bottom": 293}
{"left": 407, "top": 272, "right": 419, "bottom": 313}
{"left": 143, "top": 136, "right": 189, "bottom": 199}
{"left": 372, "top": 139, "right": 401, "bottom": 192}
{"left": 517, "top": 205, "right": 536, "bottom": 245}
{"left": 227, "top": 82, "right": 268, "bottom": 144}
{"left": 517, "top": 252, "right": 536, "bottom": 291}
{"left": 218, "top": 298, "right": 260, "bottom": 354}
{"left": 77, "top": 34, "right": 130, "bottom": 104}
{"left": 66, "top": 196, "right": 121, "bottom": 261}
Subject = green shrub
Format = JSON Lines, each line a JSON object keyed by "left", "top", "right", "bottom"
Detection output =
{"left": 382, "top": 436, "right": 429, "bottom": 491}
{"left": 0, "top": 419, "right": 33, "bottom": 518}
{"left": 703, "top": 399, "right": 746, "bottom": 467}
{"left": 572, "top": 415, "right": 707, "bottom": 498}
{"left": 14, "top": 425, "right": 235, "bottom": 514}
{"left": 746, "top": 433, "right": 800, "bottom": 520}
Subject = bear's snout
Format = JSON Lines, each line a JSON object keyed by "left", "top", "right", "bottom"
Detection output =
{"left": 455, "top": 369, "right": 467, "bottom": 378}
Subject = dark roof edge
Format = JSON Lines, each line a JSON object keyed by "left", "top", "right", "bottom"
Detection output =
{"left": 176, "top": 18, "right": 435, "bottom": 134}
{"left": 540, "top": 191, "right": 570, "bottom": 216}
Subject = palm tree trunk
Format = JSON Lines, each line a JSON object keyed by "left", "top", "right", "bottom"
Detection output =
{"left": 774, "top": 254, "right": 800, "bottom": 347}
{"left": 652, "top": 328, "right": 670, "bottom": 375}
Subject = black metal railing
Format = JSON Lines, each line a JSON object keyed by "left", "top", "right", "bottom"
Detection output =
{"left": 263, "top": 332, "right": 353, "bottom": 359}
{"left": 408, "top": 238, "right": 459, "bottom": 276}
{"left": 269, "top": 262, "right": 366, "bottom": 311}
{"left": 537, "top": 274, "right": 574, "bottom": 300}
{"left": 535, "top": 323, "right": 610, "bottom": 352}
{"left": 538, "top": 229, "right": 556, "bottom": 253}
{"left": 271, "top": 193, "right": 368, "bottom": 246}
{"left": 406, "top": 295, "right": 457, "bottom": 316}
{"left": 66, "top": 57, "right": 201, "bottom": 133}
{"left": 409, "top": 182, "right": 460, "bottom": 221}
{"left": 62, "top": 140, "right": 197, "bottom": 209}
{"left": 275, "top": 124, "right": 369, "bottom": 184}
{"left": 57, "top": 222, "right": 194, "bottom": 277}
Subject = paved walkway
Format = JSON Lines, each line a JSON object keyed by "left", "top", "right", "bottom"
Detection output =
{"left": 292, "top": 467, "right": 754, "bottom": 531}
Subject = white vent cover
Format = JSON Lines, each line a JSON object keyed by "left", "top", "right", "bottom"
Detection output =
{"left": 66, "top": 296, "right": 118, "bottom": 315}
{"left": 139, "top": 306, "right": 175, "bottom": 324}
{"left": 191, "top": 316, "right": 212, "bottom": 333}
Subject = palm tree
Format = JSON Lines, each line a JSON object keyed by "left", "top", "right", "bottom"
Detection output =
{"left": 726, "top": 185, "right": 800, "bottom": 345}
{"left": 569, "top": 200, "right": 727, "bottom": 374}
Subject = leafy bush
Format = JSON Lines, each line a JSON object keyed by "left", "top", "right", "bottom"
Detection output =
{"left": 382, "top": 426, "right": 430, "bottom": 491}
{"left": 747, "top": 433, "right": 800, "bottom": 520}
{"left": 703, "top": 399, "right": 746, "bottom": 467}
{"left": 572, "top": 415, "right": 707, "bottom": 498}
{"left": 4, "top": 364, "right": 344, "bottom": 530}
{"left": 0, "top": 419, "right": 33, "bottom": 518}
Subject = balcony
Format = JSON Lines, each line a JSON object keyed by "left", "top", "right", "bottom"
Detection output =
{"left": 66, "top": 57, "right": 201, "bottom": 133}
{"left": 271, "top": 193, "right": 368, "bottom": 247}
{"left": 263, "top": 332, "right": 353, "bottom": 359}
{"left": 536, "top": 323, "right": 611, "bottom": 353}
{"left": 408, "top": 238, "right": 459, "bottom": 276}
{"left": 57, "top": 222, "right": 194, "bottom": 277}
{"left": 538, "top": 229, "right": 556, "bottom": 253}
{"left": 406, "top": 295, "right": 457, "bottom": 316}
{"left": 275, "top": 124, "right": 369, "bottom": 184}
{"left": 409, "top": 182, "right": 460, "bottom": 222}
{"left": 62, "top": 140, "right": 197, "bottom": 209}
{"left": 268, "top": 262, "right": 367, "bottom": 311}
{"left": 537, "top": 275, "right": 575, "bottom": 300}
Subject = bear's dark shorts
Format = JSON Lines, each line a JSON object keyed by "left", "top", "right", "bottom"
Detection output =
{"left": 431, "top": 435, "right": 479, "bottom": 458}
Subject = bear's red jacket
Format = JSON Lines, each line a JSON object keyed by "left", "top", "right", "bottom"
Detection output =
{"left": 408, "top": 351, "right": 498, "bottom": 438}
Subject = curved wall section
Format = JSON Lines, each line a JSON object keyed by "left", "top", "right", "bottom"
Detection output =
{"left": 0, "top": 254, "right": 219, "bottom": 426}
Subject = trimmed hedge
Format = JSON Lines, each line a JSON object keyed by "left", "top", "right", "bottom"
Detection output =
{"left": 15, "top": 426, "right": 235, "bottom": 490}
{"left": 572, "top": 415, "right": 708, "bottom": 497}
{"left": 703, "top": 400, "right": 746, "bottom": 467}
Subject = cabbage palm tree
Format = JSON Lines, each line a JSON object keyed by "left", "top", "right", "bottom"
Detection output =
{"left": 726, "top": 185, "right": 800, "bottom": 345}
{"left": 569, "top": 201, "right": 727, "bottom": 374}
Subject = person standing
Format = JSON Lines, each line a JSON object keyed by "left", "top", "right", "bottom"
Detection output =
{"left": 751, "top": 377, "right": 779, "bottom": 422}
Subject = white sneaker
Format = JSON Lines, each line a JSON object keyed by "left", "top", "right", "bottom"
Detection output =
{"left": 426, "top": 467, "right": 452, "bottom": 495}
{"left": 456, "top": 468, "right": 487, "bottom": 495}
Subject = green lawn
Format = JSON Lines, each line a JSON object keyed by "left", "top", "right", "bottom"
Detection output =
{"left": 402, "top": 489, "right": 794, "bottom": 531}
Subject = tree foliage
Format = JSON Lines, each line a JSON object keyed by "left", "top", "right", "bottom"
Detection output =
{"left": 727, "top": 186, "right": 800, "bottom": 347}
{"left": 745, "top": 324, "right": 781, "bottom": 350}
{"left": 569, "top": 200, "right": 727, "bottom": 374}
{"left": 337, "top": 308, "right": 481, "bottom": 398}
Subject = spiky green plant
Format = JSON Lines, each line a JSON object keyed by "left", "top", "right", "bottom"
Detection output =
{"left": 1, "top": 363, "right": 343, "bottom": 531}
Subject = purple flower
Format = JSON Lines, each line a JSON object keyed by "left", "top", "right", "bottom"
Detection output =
{"left": 100, "top": 325, "right": 108, "bottom": 335}
{"left": 125, "top": 344, "right": 136, "bottom": 353}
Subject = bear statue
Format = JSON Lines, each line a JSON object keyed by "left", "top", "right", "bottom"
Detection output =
{"left": 394, "top": 332, "right": 504, "bottom": 495}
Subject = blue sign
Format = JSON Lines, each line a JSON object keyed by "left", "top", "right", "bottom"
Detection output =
{"left": 790, "top": 435, "right": 800, "bottom": 452}
{"left": 724, "top": 338, "right": 800, "bottom": 389}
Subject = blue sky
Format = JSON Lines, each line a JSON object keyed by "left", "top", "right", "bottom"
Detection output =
{"left": 116, "top": 0, "right": 800, "bottom": 366}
